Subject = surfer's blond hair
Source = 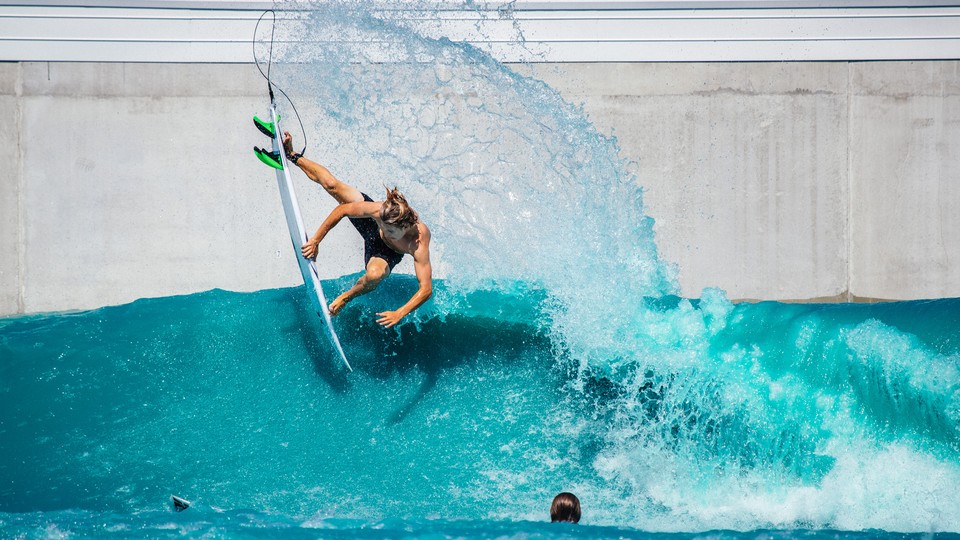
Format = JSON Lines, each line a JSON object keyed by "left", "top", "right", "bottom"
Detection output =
{"left": 380, "top": 187, "right": 419, "bottom": 229}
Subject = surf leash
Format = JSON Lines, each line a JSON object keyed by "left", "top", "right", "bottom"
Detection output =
{"left": 253, "top": 8, "right": 307, "bottom": 160}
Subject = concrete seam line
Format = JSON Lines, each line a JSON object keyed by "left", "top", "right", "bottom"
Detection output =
{"left": 16, "top": 61, "right": 25, "bottom": 314}
{"left": 844, "top": 61, "right": 853, "bottom": 303}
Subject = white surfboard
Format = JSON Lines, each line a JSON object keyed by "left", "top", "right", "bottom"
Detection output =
{"left": 266, "top": 103, "right": 352, "bottom": 371}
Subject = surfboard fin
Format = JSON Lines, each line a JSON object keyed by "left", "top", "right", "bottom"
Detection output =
{"left": 254, "top": 146, "right": 283, "bottom": 170}
{"left": 171, "top": 495, "right": 191, "bottom": 512}
{"left": 253, "top": 115, "right": 276, "bottom": 138}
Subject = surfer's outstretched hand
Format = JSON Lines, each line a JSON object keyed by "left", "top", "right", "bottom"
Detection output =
{"left": 377, "top": 311, "right": 402, "bottom": 328}
{"left": 329, "top": 297, "right": 347, "bottom": 316}
{"left": 301, "top": 241, "right": 319, "bottom": 260}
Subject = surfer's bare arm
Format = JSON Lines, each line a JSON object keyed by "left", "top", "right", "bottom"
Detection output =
{"left": 376, "top": 227, "right": 433, "bottom": 328}
{"left": 301, "top": 202, "right": 380, "bottom": 259}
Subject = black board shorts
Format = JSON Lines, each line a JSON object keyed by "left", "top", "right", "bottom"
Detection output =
{"left": 348, "top": 193, "right": 405, "bottom": 270}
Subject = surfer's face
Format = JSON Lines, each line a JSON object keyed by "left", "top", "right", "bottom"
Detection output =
{"left": 382, "top": 223, "right": 413, "bottom": 241}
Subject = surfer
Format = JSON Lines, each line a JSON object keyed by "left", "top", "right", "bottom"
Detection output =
{"left": 281, "top": 132, "right": 433, "bottom": 328}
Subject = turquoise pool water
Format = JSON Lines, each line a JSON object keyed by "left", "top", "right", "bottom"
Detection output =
{"left": 2, "top": 284, "right": 959, "bottom": 536}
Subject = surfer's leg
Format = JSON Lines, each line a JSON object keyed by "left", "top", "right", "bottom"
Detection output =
{"left": 283, "top": 132, "right": 363, "bottom": 204}
{"left": 329, "top": 258, "right": 392, "bottom": 315}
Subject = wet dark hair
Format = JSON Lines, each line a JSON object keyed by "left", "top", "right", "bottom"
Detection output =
{"left": 380, "top": 187, "right": 419, "bottom": 229}
{"left": 550, "top": 492, "right": 581, "bottom": 523}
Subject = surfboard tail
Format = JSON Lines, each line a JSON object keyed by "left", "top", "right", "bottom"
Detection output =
{"left": 254, "top": 146, "right": 283, "bottom": 169}
{"left": 253, "top": 115, "right": 276, "bottom": 138}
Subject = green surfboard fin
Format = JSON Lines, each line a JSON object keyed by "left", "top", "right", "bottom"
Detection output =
{"left": 254, "top": 146, "right": 283, "bottom": 170}
{"left": 253, "top": 115, "right": 277, "bottom": 138}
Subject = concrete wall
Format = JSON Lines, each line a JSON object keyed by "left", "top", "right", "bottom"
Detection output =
{"left": 3, "top": 63, "right": 370, "bottom": 315}
{"left": 1, "top": 61, "right": 958, "bottom": 315}
{"left": 849, "top": 63, "right": 960, "bottom": 300}
{"left": 0, "top": 64, "right": 21, "bottom": 315}
{"left": 519, "top": 61, "right": 960, "bottom": 301}
{"left": 519, "top": 63, "right": 851, "bottom": 301}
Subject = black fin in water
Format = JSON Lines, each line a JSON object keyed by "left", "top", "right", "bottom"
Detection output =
{"left": 171, "top": 495, "right": 191, "bottom": 512}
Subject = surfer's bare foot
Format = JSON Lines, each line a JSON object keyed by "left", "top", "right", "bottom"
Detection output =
{"left": 329, "top": 296, "right": 349, "bottom": 316}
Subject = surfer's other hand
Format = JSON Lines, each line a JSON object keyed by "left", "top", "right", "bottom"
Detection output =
{"left": 329, "top": 297, "right": 347, "bottom": 316}
{"left": 376, "top": 311, "right": 402, "bottom": 328}
{"left": 282, "top": 131, "right": 294, "bottom": 153}
{"left": 301, "top": 241, "right": 318, "bottom": 259}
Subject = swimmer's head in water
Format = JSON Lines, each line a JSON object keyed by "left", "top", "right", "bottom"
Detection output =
{"left": 550, "top": 492, "right": 581, "bottom": 523}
